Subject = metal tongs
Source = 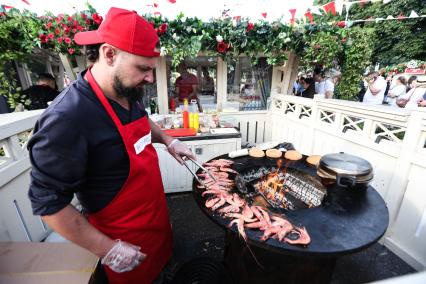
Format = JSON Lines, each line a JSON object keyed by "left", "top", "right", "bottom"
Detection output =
{"left": 182, "top": 156, "right": 216, "bottom": 188}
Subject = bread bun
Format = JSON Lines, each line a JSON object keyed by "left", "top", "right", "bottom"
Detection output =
{"left": 284, "top": 150, "right": 302, "bottom": 161}
{"left": 306, "top": 155, "right": 321, "bottom": 166}
{"left": 266, "top": 149, "right": 282, "bottom": 159}
{"left": 249, "top": 147, "right": 265, "bottom": 158}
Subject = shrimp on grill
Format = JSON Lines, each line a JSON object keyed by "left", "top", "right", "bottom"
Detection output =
{"left": 285, "top": 226, "right": 311, "bottom": 245}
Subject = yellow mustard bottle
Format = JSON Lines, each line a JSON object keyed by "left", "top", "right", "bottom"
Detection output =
{"left": 193, "top": 113, "right": 199, "bottom": 130}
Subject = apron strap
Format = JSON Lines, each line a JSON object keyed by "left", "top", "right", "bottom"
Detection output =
{"left": 86, "top": 68, "right": 123, "bottom": 128}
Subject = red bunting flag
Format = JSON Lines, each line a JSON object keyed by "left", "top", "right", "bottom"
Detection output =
{"left": 397, "top": 14, "right": 405, "bottom": 20}
{"left": 289, "top": 9, "right": 296, "bottom": 24}
{"left": 154, "top": 3, "right": 158, "bottom": 8}
{"left": 323, "top": 1, "right": 336, "bottom": 16}
{"left": 304, "top": 11, "right": 313, "bottom": 23}
{"left": 3, "top": 5, "right": 14, "bottom": 9}
{"left": 154, "top": 11, "right": 161, "bottom": 16}
{"left": 21, "top": 0, "right": 30, "bottom": 4}
{"left": 167, "top": 0, "right": 176, "bottom": 3}
{"left": 261, "top": 12, "right": 267, "bottom": 18}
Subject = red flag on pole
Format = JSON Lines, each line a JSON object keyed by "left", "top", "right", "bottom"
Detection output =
{"left": 323, "top": 1, "right": 336, "bottom": 16}
{"left": 261, "top": 12, "right": 267, "bottom": 18}
{"left": 167, "top": 0, "right": 176, "bottom": 3}
{"left": 21, "top": 0, "right": 30, "bottom": 5}
{"left": 304, "top": 11, "right": 313, "bottom": 23}
{"left": 289, "top": 9, "right": 296, "bottom": 24}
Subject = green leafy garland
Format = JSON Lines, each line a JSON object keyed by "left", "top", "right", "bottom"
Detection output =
{"left": 0, "top": 7, "right": 380, "bottom": 106}
{"left": 145, "top": 13, "right": 295, "bottom": 67}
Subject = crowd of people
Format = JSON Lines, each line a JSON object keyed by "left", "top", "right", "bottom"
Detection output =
{"left": 359, "top": 72, "right": 426, "bottom": 109}
{"left": 293, "top": 67, "right": 341, "bottom": 99}
{"left": 293, "top": 67, "right": 426, "bottom": 110}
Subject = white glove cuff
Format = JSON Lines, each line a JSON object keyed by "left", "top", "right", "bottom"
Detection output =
{"left": 167, "top": 139, "right": 179, "bottom": 149}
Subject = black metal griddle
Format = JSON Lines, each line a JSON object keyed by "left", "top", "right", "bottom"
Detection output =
{"left": 192, "top": 153, "right": 389, "bottom": 284}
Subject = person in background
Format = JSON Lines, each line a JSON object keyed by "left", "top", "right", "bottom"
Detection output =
{"left": 386, "top": 76, "right": 407, "bottom": 106}
{"left": 313, "top": 67, "right": 325, "bottom": 96}
{"left": 362, "top": 71, "right": 387, "bottom": 105}
{"left": 417, "top": 90, "right": 426, "bottom": 107}
{"left": 301, "top": 77, "right": 315, "bottom": 99}
{"left": 294, "top": 77, "right": 306, "bottom": 96}
{"left": 23, "top": 73, "right": 59, "bottom": 110}
{"left": 397, "top": 77, "right": 426, "bottom": 109}
{"left": 358, "top": 80, "right": 367, "bottom": 102}
{"left": 0, "top": 95, "right": 10, "bottom": 113}
{"left": 200, "top": 67, "right": 214, "bottom": 96}
{"left": 175, "top": 62, "right": 202, "bottom": 111}
{"left": 407, "top": 75, "right": 417, "bottom": 92}
{"left": 383, "top": 73, "right": 393, "bottom": 104}
{"left": 292, "top": 73, "right": 305, "bottom": 96}
{"left": 28, "top": 8, "right": 195, "bottom": 284}
{"left": 323, "top": 69, "right": 341, "bottom": 99}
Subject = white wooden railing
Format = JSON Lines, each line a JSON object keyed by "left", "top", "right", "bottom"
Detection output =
{"left": 221, "top": 110, "right": 271, "bottom": 144}
{"left": 1, "top": 96, "right": 426, "bottom": 270}
{"left": 0, "top": 110, "right": 50, "bottom": 242}
{"left": 270, "top": 95, "right": 426, "bottom": 270}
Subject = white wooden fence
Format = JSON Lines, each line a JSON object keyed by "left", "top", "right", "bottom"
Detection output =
{"left": 0, "top": 110, "right": 50, "bottom": 242}
{"left": 269, "top": 95, "right": 426, "bottom": 270}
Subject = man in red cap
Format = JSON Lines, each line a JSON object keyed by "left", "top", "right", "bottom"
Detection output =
{"left": 28, "top": 7, "right": 195, "bottom": 284}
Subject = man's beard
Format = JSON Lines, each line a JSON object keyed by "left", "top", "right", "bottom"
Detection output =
{"left": 113, "top": 75, "right": 144, "bottom": 102}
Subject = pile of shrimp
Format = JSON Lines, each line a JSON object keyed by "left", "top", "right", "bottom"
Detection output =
{"left": 197, "top": 158, "right": 310, "bottom": 246}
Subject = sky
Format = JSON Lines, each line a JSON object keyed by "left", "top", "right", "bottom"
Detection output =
{"left": 4, "top": 0, "right": 315, "bottom": 21}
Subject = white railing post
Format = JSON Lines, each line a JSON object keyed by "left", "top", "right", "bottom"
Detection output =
{"left": 156, "top": 57, "right": 169, "bottom": 114}
{"left": 384, "top": 110, "right": 425, "bottom": 227}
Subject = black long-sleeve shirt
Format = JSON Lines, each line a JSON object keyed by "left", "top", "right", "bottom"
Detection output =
{"left": 28, "top": 70, "right": 147, "bottom": 215}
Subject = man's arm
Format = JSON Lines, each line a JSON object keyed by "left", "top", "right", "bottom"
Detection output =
{"left": 42, "top": 205, "right": 114, "bottom": 257}
{"left": 43, "top": 205, "right": 145, "bottom": 272}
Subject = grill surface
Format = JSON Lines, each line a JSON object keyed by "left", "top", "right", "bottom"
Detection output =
{"left": 193, "top": 153, "right": 389, "bottom": 257}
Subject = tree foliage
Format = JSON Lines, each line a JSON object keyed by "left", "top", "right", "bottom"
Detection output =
{"left": 338, "top": 27, "right": 375, "bottom": 100}
{"left": 346, "top": 0, "right": 426, "bottom": 64}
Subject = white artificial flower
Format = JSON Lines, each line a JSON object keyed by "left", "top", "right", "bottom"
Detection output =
{"left": 278, "top": 32, "right": 287, "bottom": 39}
{"left": 216, "top": 35, "right": 223, "bottom": 42}
{"left": 172, "top": 33, "right": 177, "bottom": 39}
{"left": 284, "top": 37, "right": 291, "bottom": 43}
{"left": 193, "top": 28, "right": 197, "bottom": 33}
{"left": 186, "top": 26, "right": 192, "bottom": 32}
{"left": 160, "top": 47, "right": 167, "bottom": 56}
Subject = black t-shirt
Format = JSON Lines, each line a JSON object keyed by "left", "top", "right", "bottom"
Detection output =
{"left": 23, "top": 85, "right": 59, "bottom": 110}
{"left": 28, "top": 70, "right": 147, "bottom": 215}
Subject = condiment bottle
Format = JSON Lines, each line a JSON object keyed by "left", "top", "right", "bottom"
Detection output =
{"left": 183, "top": 98, "right": 189, "bottom": 128}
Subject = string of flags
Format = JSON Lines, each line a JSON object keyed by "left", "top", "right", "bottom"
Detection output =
{"left": 1, "top": 0, "right": 425, "bottom": 26}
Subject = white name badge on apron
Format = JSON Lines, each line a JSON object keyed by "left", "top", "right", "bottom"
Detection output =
{"left": 134, "top": 131, "right": 152, "bottom": 154}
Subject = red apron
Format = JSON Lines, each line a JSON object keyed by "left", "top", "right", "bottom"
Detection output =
{"left": 85, "top": 69, "right": 173, "bottom": 284}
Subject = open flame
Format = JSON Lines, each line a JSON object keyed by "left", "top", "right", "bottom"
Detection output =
{"left": 253, "top": 159, "right": 326, "bottom": 210}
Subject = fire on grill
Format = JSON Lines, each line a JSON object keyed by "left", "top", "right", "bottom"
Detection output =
{"left": 238, "top": 166, "right": 326, "bottom": 211}
{"left": 196, "top": 157, "right": 326, "bottom": 246}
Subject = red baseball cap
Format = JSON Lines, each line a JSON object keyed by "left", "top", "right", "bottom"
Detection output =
{"left": 74, "top": 7, "right": 160, "bottom": 57}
